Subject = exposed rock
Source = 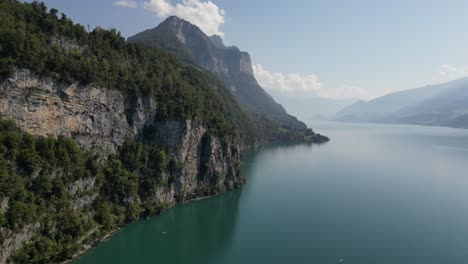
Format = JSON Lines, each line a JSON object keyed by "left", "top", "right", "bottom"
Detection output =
{"left": 0, "top": 223, "right": 40, "bottom": 264}
{"left": 128, "top": 17, "right": 307, "bottom": 131}
{"left": 153, "top": 120, "right": 243, "bottom": 200}
{"left": 50, "top": 37, "right": 84, "bottom": 53}
{"left": 0, "top": 198, "right": 8, "bottom": 214}
{"left": 68, "top": 178, "right": 96, "bottom": 196}
{"left": 154, "top": 185, "right": 176, "bottom": 207}
{"left": 68, "top": 178, "right": 99, "bottom": 210}
{"left": 0, "top": 69, "right": 243, "bottom": 194}
{"left": 71, "top": 194, "right": 99, "bottom": 211}
{"left": 209, "top": 35, "right": 226, "bottom": 49}
{"left": 0, "top": 69, "right": 244, "bottom": 259}
{"left": 0, "top": 70, "right": 135, "bottom": 154}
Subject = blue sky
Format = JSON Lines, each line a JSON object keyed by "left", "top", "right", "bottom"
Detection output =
{"left": 29, "top": 0, "right": 468, "bottom": 100}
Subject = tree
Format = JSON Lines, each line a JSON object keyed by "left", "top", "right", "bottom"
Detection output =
{"left": 7, "top": 201, "right": 36, "bottom": 229}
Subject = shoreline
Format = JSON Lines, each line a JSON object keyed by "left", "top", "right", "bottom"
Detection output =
{"left": 64, "top": 139, "right": 317, "bottom": 263}
{"left": 62, "top": 227, "right": 121, "bottom": 264}
{"left": 64, "top": 191, "right": 232, "bottom": 263}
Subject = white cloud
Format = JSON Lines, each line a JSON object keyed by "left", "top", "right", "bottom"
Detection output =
{"left": 252, "top": 64, "right": 322, "bottom": 94}
{"left": 144, "top": 0, "right": 225, "bottom": 36}
{"left": 114, "top": 0, "right": 138, "bottom": 8}
{"left": 438, "top": 64, "right": 468, "bottom": 80}
{"left": 252, "top": 64, "right": 389, "bottom": 100}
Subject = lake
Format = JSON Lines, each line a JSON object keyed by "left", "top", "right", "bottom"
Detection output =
{"left": 76, "top": 121, "right": 468, "bottom": 264}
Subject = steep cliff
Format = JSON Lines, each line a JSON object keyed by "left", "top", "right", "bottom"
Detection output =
{"left": 0, "top": 70, "right": 244, "bottom": 263}
{"left": 0, "top": 2, "right": 250, "bottom": 260}
{"left": 0, "top": 1, "right": 327, "bottom": 263}
{"left": 0, "top": 69, "right": 242, "bottom": 185}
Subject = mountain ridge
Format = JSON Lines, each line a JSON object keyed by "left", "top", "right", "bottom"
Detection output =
{"left": 334, "top": 77, "right": 468, "bottom": 128}
{"left": 0, "top": 2, "right": 327, "bottom": 263}
{"left": 128, "top": 16, "right": 308, "bottom": 131}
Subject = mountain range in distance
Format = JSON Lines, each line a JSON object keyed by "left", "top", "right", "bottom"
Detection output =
{"left": 334, "top": 77, "right": 468, "bottom": 129}
{"left": 141, "top": 14, "right": 468, "bottom": 132}
{"left": 0, "top": 2, "right": 331, "bottom": 262}
{"left": 270, "top": 94, "right": 356, "bottom": 122}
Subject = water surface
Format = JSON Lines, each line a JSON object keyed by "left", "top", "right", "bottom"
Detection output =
{"left": 77, "top": 122, "right": 468, "bottom": 264}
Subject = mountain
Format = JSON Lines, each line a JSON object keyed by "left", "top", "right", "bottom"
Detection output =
{"left": 0, "top": 2, "right": 247, "bottom": 262}
{"left": 269, "top": 94, "right": 356, "bottom": 122}
{"left": 334, "top": 77, "right": 468, "bottom": 128}
{"left": 209, "top": 35, "right": 225, "bottom": 49}
{"left": 128, "top": 16, "right": 307, "bottom": 131}
{"left": 0, "top": 2, "right": 327, "bottom": 263}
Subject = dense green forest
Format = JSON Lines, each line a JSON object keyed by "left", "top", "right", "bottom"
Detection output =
{"left": 0, "top": 1, "right": 254, "bottom": 262}
{"left": 0, "top": 0, "right": 259, "bottom": 142}
{"left": 0, "top": 117, "right": 177, "bottom": 263}
{"left": 0, "top": 0, "right": 329, "bottom": 145}
{"left": 0, "top": 1, "right": 327, "bottom": 262}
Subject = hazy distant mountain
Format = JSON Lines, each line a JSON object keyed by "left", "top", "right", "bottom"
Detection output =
{"left": 334, "top": 77, "right": 468, "bottom": 128}
{"left": 128, "top": 16, "right": 307, "bottom": 130}
{"left": 270, "top": 94, "right": 356, "bottom": 122}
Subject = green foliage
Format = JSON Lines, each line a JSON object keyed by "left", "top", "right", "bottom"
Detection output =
{"left": 93, "top": 199, "right": 117, "bottom": 231}
{"left": 0, "top": 117, "right": 174, "bottom": 262}
{"left": 273, "top": 127, "right": 329, "bottom": 144}
{"left": 6, "top": 201, "right": 36, "bottom": 229}
{"left": 0, "top": 117, "right": 101, "bottom": 260}
{"left": 0, "top": 0, "right": 277, "bottom": 261}
{"left": 0, "top": 0, "right": 258, "bottom": 141}
{"left": 96, "top": 141, "right": 171, "bottom": 226}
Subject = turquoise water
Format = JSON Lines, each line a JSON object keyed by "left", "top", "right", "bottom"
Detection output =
{"left": 77, "top": 122, "right": 468, "bottom": 264}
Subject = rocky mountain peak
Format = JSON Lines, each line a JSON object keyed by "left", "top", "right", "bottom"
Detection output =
{"left": 128, "top": 16, "right": 308, "bottom": 130}
{"left": 210, "top": 35, "right": 226, "bottom": 49}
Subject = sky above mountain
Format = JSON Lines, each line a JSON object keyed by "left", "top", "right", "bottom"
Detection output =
{"left": 27, "top": 0, "right": 468, "bottom": 100}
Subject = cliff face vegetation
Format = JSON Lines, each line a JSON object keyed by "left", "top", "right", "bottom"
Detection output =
{"left": 0, "top": 1, "right": 247, "bottom": 262}
{"left": 128, "top": 16, "right": 309, "bottom": 131}
{"left": 0, "top": 116, "right": 244, "bottom": 263}
{"left": 0, "top": 1, "right": 327, "bottom": 263}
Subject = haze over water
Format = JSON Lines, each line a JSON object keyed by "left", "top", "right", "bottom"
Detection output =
{"left": 77, "top": 122, "right": 468, "bottom": 264}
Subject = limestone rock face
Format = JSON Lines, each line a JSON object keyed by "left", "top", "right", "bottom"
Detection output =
{"left": 209, "top": 35, "right": 226, "bottom": 49}
{"left": 129, "top": 16, "right": 254, "bottom": 78}
{"left": 153, "top": 120, "right": 242, "bottom": 200}
{"left": 0, "top": 70, "right": 135, "bottom": 154}
{"left": 0, "top": 70, "right": 244, "bottom": 261}
{"left": 0, "top": 198, "right": 8, "bottom": 214}
{"left": 0, "top": 69, "right": 243, "bottom": 198}
{"left": 68, "top": 177, "right": 99, "bottom": 211}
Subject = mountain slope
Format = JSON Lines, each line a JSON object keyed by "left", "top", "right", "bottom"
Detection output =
{"left": 272, "top": 95, "right": 356, "bottom": 121}
{"left": 128, "top": 16, "right": 307, "bottom": 131}
{"left": 0, "top": 2, "right": 327, "bottom": 263}
{"left": 0, "top": 1, "right": 250, "bottom": 262}
{"left": 334, "top": 77, "right": 468, "bottom": 128}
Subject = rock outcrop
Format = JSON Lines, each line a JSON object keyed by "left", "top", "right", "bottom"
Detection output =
{"left": 0, "top": 70, "right": 244, "bottom": 262}
{"left": 0, "top": 198, "right": 8, "bottom": 214}
{"left": 0, "top": 70, "right": 135, "bottom": 154}
{"left": 153, "top": 120, "right": 241, "bottom": 200}
{"left": 0, "top": 69, "right": 243, "bottom": 195}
